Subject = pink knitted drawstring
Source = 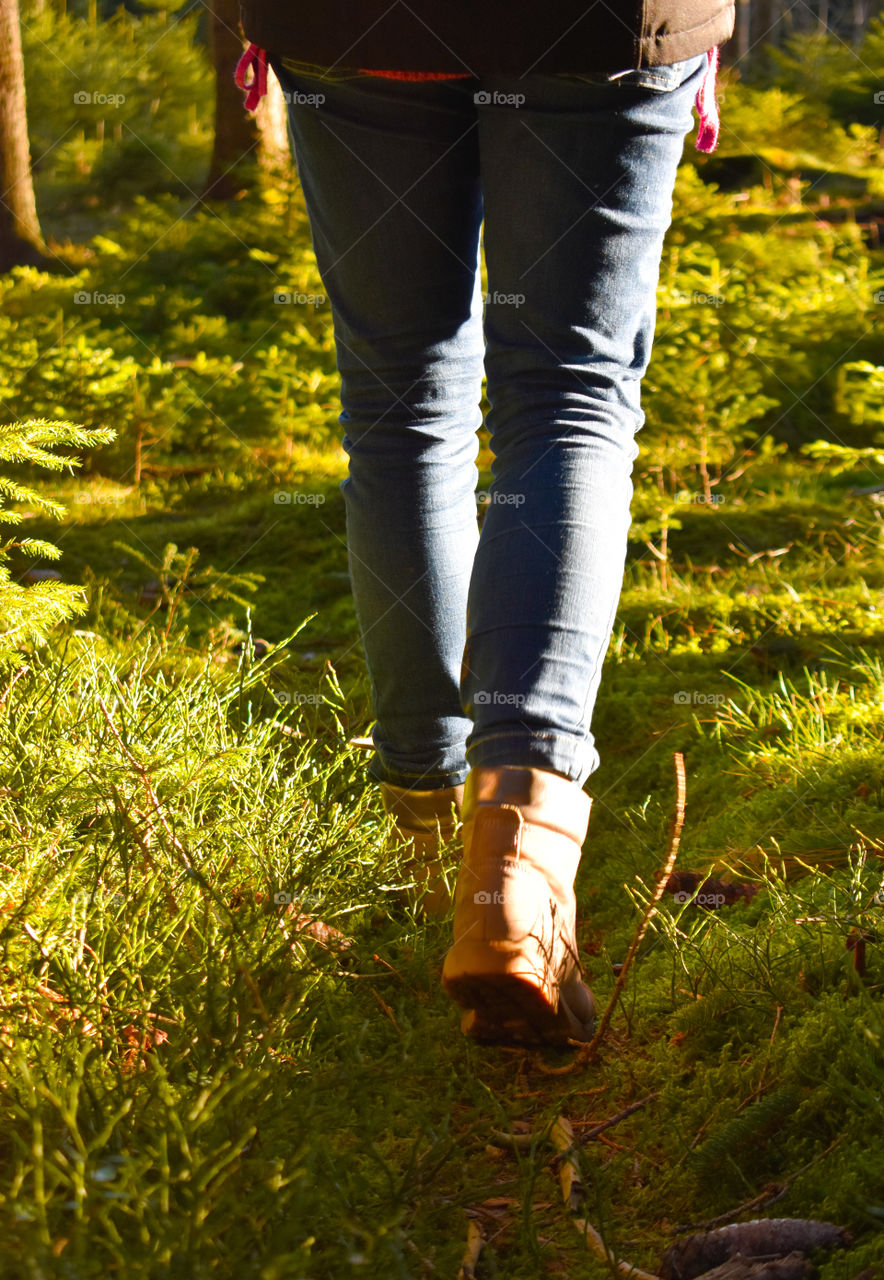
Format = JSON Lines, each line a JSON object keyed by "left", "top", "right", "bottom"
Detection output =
{"left": 235, "top": 42, "right": 268, "bottom": 111}
{"left": 694, "top": 45, "right": 721, "bottom": 153}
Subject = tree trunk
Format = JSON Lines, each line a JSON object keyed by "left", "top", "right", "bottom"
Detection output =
{"left": 752, "top": 0, "right": 782, "bottom": 52}
{"left": 734, "top": 0, "right": 751, "bottom": 61}
{"left": 0, "top": 0, "right": 49, "bottom": 271}
{"left": 853, "top": 0, "right": 868, "bottom": 43}
{"left": 204, "top": 0, "right": 260, "bottom": 199}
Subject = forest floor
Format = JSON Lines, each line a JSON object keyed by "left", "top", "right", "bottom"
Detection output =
{"left": 1, "top": 163, "right": 884, "bottom": 1276}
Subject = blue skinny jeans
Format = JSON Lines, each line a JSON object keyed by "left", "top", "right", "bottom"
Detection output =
{"left": 271, "top": 53, "right": 708, "bottom": 791}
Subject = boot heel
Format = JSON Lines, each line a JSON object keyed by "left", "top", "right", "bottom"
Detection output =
{"left": 441, "top": 765, "right": 595, "bottom": 1045}
{"left": 379, "top": 782, "right": 464, "bottom": 916}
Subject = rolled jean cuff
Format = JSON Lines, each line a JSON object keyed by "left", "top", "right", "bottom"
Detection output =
{"left": 367, "top": 755, "right": 470, "bottom": 791}
{"left": 465, "top": 730, "right": 598, "bottom": 787}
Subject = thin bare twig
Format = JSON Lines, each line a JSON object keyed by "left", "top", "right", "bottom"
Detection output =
{"left": 577, "top": 1092, "right": 660, "bottom": 1147}
{"left": 97, "top": 694, "right": 192, "bottom": 863}
{"left": 670, "top": 1137, "right": 844, "bottom": 1233}
{"left": 369, "top": 987, "right": 403, "bottom": 1035}
{"left": 577, "top": 752, "right": 687, "bottom": 1063}
{"left": 735, "top": 1004, "right": 784, "bottom": 1113}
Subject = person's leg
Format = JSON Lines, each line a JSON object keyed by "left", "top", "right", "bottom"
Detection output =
{"left": 269, "top": 61, "right": 485, "bottom": 791}
{"left": 463, "top": 55, "right": 708, "bottom": 785}
{"left": 443, "top": 56, "right": 709, "bottom": 1042}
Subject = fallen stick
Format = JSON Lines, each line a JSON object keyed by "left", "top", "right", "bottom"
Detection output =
{"left": 458, "top": 1219, "right": 484, "bottom": 1279}
{"left": 549, "top": 1114, "right": 662, "bottom": 1280}
{"left": 572, "top": 1217, "right": 663, "bottom": 1280}
{"left": 266, "top": 721, "right": 373, "bottom": 750}
{"left": 550, "top": 1115, "right": 586, "bottom": 1214}
{"left": 488, "top": 1129, "right": 536, "bottom": 1150}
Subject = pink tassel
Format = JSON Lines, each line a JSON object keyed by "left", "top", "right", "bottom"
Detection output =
{"left": 235, "top": 42, "right": 268, "bottom": 111}
{"left": 694, "top": 45, "right": 721, "bottom": 153}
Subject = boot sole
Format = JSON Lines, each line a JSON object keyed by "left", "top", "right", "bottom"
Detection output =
{"left": 442, "top": 969, "right": 595, "bottom": 1046}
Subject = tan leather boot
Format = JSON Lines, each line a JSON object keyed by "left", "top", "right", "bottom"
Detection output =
{"left": 441, "top": 765, "right": 595, "bottom": 1045}
{"left": 379, "top": 782, "right": 464, "bottom": 915}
